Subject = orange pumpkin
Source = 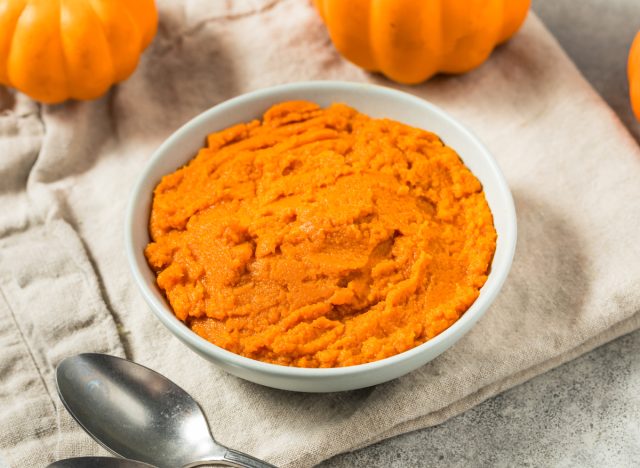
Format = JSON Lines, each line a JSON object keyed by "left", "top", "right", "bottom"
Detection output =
{"left": 0, "top": 0, "right": 158, "bottom": 104}
{"left": 629, "top": 31, "right": 640, "bottom": 121}
{"left": 314, "top": 0, "right": 531, "bottom": 84}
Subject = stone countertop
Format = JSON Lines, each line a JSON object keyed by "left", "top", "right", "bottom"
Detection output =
{"left": 320, "top": 1, "right": 640, "bottom": 466}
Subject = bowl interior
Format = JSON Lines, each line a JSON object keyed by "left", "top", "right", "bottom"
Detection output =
{"left": 126, "top": 81, "right": 516, "bottom": 376}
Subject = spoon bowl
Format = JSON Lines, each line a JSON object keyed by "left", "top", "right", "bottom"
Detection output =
{"left": 56, "top": 353, "right": 275, "bottom": 468}
{"left": 47, "top": 457, "right": 156, "bottom": 468}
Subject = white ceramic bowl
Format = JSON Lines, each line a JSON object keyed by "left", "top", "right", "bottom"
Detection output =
{"left": 125, "top": 81, "right": 517, "bottom": 393}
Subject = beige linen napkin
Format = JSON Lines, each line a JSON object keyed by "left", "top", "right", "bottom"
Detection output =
{"left": 1, "top": 1, "right": 639, "bottom": 467}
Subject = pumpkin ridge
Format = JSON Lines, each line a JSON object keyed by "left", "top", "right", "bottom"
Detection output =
{"left": 629, "top": 32, "right": 640, "bottom": 120}
{"left": 0, "top": 0, "right": 28, "bottom": 87}
{"left": 9, "top": 0, "right": 70, "bottom": 103}
{"left": 367, "top": 0, "right": 383, "bottom": 72}
{"left": 122, "top": 0, "right": 158, "bottom": 50}
{"left": 90, "top": 0, "right": 141, "bottom": 85}
{"left": 438, "top": 0, "right": 501, "bottom": 75}
{"left": 56, "top": 0, "right": 72, "bottom": 101}
{"left": 498, "top": 0, "right": 530, "bottom": 44}
{"left": 91, "top": 0, "right": 120, "bottom": 89}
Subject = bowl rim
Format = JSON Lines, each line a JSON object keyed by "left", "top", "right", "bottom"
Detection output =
{"left": 125, "top": 80, "right": 517, "bottom": 378}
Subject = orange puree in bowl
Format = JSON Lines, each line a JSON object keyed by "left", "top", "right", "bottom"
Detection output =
{"left": 145, "top": 101, "right": 496, "bottom": 368}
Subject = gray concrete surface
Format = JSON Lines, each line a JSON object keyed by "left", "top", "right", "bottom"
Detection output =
{"left": 319, "top": 1, "right": 640, "bottom": 466}
{"left": 320, "top": 331, "right": 640, "bottom": 467}
{"left": 533, "top": 0, "right": 640, "bottom": 145}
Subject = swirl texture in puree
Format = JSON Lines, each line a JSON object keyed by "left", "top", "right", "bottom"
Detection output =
{"left": 145, "top": 101, "right": 496, "bottom": 367}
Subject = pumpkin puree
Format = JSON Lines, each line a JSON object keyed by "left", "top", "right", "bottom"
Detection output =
{"left": 145, "top": 101, "right": 497, "bottom": 368}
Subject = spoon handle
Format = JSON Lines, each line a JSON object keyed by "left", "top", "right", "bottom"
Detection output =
{"left": 222, "top": 448, "right": 277, "bottom": 468}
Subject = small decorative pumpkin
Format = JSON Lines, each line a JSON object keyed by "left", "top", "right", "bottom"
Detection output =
{"left": 629, "top": 31, "right": 640, "bottom": 121}
{"left": 313, "top": 0, "right": 531, "bottom": 84}
{"left": 0, "top": 0, "right": 158, "bottom": 104}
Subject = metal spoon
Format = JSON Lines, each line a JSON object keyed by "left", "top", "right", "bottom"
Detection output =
{"left": 55, "top": 353, "right": 276, "bottom": 468}
{"left": 47, "top": 457, "right": 156, "bottom": 468}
